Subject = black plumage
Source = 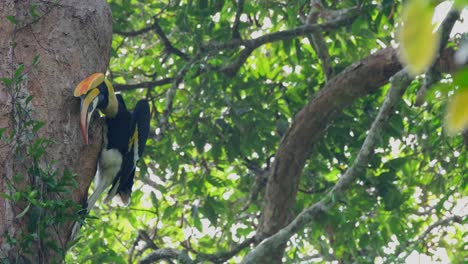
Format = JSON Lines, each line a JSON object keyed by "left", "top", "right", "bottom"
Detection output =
{"left": 73, "top": 73, "right": 150, "bottom": 209}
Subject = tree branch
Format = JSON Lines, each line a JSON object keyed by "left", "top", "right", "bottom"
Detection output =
{"left": 203, "top": 9, "right": 358, "bottom": 52}
{"left": 218, "top": 7, "right": 358, "bottom": 77}
{"left": 151, "top": 18, "right": 190, "bottom": 61}
{"left": 415, "top": 10, "right": 460, "bottom": 105}
{"left": 251, "top": 9, "right": 460, "bottom": 262}
{"left": 139, "top": 248, "right": 193, "bottom": 264}
{"left": 303, "top": 0, "right": 335, "bottom": 81}
{"left": 115, "top": 18, "right": 190, "bottom": 61}
{"left": 155, "top": 66, "right": 189, "bottom": 140}
{"left": 232, "top": 0, "right": 245, "bottom": 40}
{"left": 113, "top": 78, "right": 173, "bottom": 92}
{"left": 242, "top": 68, "right": 413, "bottom": 263}
{"left": 194, "top": 236, "right": 256, "bottom": 263}
{"left": 114, "top": 23, "right": 158, "bottom": 37}
{"left": 390, "top": 215, "right": 465, "bottom": 263}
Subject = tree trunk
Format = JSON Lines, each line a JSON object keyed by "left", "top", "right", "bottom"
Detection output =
{"left": 0, "top": 0, "right": 112, "bottom": 262}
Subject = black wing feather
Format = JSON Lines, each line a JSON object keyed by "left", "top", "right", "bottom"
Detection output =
{"left": 132, "top": 99, "right": 150, "bottom": 159}
{"left": 114, "top": 99, "right": 150, "bottom": 201}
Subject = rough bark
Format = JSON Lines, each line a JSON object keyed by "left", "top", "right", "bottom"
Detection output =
{"left": 256, "top": 47, "right": 456, "bottom": 263}
{"left": 0, "top": 0, "right": 112, "bottom": 262}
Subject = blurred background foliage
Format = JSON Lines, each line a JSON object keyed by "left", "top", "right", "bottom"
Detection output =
{"left": 66, "top": 0, "right": 467, "bottom": 263}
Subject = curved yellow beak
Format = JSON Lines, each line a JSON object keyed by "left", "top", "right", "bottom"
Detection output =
{"left": 74, "top": 73, "right": 104, "bottom": 97}
{"left": 79, "top": 88, "right": 102, "bottom": 144}
{"left": 74, "top": 73, "right": 105, "bottom": 144}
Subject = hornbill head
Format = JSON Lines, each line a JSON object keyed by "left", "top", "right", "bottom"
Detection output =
{"left": 74, "top": 73, "right": 118, "bottom": 144}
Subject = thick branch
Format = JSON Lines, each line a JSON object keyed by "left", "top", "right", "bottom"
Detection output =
{"left": 257, "top": 46, "right": 457, "bottom": 240}
{"left": 244, "top": 69, "right": 413, "bottom": 263}
{"left": 253, "top": 11, "right": 459, "bottom": 262}
{"left": 257, "top": 47, "right": 401, "bottom": 239}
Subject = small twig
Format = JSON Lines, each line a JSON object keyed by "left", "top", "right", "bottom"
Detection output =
{"left": 139, "top": 230, "right": 159, "bottom": 250}
{"left": 113, "top": 78, "right": 174, "bottom": 92}
{"left": 194, "top": 236, "right": 256, "bottom": 263}
{"left": 239, "top": 157, "right": 273, "bottom": 212}
{"left": 115, "top": 18, "right": 189, "bottom": 61}
{"left": 152, "top": 18, "right": 190, "bottom": 61}
{"left": 239, "top": 169, "right": 269, "bottom": 212}
{"left": 203, "top": 10, "right": 358, "bottom": 52}
{"left": 155, "top": 66, "right": 189, "bottom": 140}
{"left": 232, "top": 0, "right": 245, "bottom": 39}
{"left": 114, "top": 23, "right": 158, "bottom": 37}
{"left": 415, "top": 10, "right": 460, "bottom": 106}
{"left": 303, "top": 0, "right": 334, "bottom": 81}
{"left": 218, "top": 11, "right": 358, "bottom": 77}
{"left": 128, "top": 234, "right": 142, "bottom": 264}
{"left": 390, "top": 215, "right": 464, "bottom": 263}
{"left": 140, "top": 176, "right": 164, "bottom": 191}
{"left": 139, "top": 248, "right": 193, "bottom": 264}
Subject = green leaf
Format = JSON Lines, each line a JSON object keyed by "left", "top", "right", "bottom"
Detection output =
{"left": 32, "top": 54, "right": 40, "bottom": 66}
{"left": 32, "top": 121, "right": 45, "bottom": 132}
{"left": 14, "top": 64, "right": 24, "bottom": 79}
{"left": 445, "top": 89, "right": 468, "bottom": 135}
{"left": 0, "top": 77, "right": 12, "bottom": 86}
{"left": 25, "top": 95, "right": 34, "bottom": 105}
{"left": 163, "top": 205, "right": 176, "bottom": 220}
{"left": 398, "top": 0, "right": 439, "bottom": 75}
{"left": 0, "top": 128, "right": 6, "bottom": 139}
{"left": 0, "top": 192, "right": 13, "bottom": 201}
{"left": 16, "top": 203, "right": 31, "bottom": 219}
{"left": 30, "top": 4, "right": 39, "bottom": 20}
{"left": 206, "top": 174, "right": 225, "bottom": 187}
{"left": 453, "top": 67, "right": 468, "bottom": 88}
{"left": 385, "top": 157, "right": 409, "bottom": 171}
{"left": 193, "top": 211, "right": 202, "bottom": 230}
{"left": 150, "top": 191, "right": 159, "bottom": 209}
{"left": 6, "top": 15, "right": 17, "bottom": 25}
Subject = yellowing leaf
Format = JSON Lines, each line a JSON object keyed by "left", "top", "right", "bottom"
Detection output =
{"left": 445, "top": 89, "right": 468, "bottom": 135}
{"left": 398, "top": 0, "right": 440, "bottom": 76}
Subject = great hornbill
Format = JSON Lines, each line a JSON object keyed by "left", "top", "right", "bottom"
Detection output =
{"left": 73, "top": 73, "right": 150, "bottom": 211}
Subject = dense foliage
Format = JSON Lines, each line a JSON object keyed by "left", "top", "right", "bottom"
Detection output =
{"left": 67, "top": 0, "right": 467, "bottom": 263}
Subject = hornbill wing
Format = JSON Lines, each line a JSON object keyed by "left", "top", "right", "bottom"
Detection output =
{"left": 104, "top": 99, "right": 150, "bottom": 205}
{"left": 131, "top": 99, "right": 151, "bottom": 159}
